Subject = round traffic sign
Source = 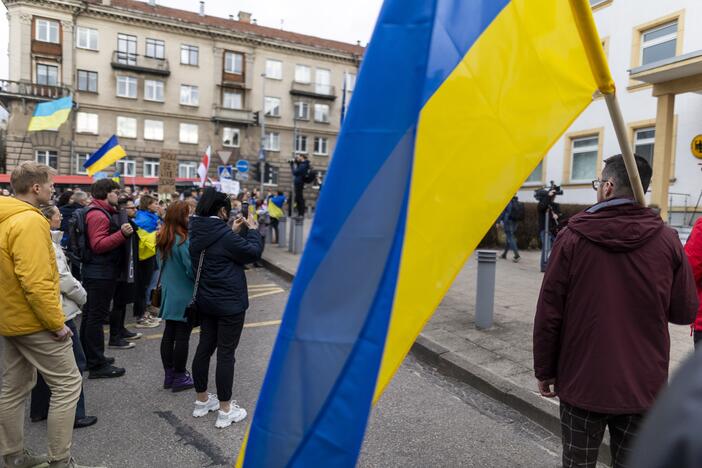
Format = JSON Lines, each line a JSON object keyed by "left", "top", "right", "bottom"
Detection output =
{"left": 692, "top": 135, "right": 702, "bottom": 159}
{"left": 236, "top": 159, "right": 249, "bottom": 173}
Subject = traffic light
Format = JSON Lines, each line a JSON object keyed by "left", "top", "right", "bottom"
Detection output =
{"left": 253, "top": 111, "right": 260, "bottom": 126}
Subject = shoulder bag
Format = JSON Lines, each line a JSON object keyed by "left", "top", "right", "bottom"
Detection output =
{"left": 184, "top": 250, "right": 205, "bottom": 328}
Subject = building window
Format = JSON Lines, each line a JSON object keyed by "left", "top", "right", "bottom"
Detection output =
{"left": 144, "top": 158, "right": 160, "bottom": 178}
{"left": 590, "top": 0, "right": 608, "bottom": 6}
{"left": 77, "top": 70, "right": 98, "bottom": 92}
{"left": 36, "top": 150, "right": 58, "bottom": 169}
{"left": 117, "top": 116, "right": 137, "bottom": 138}
{"left": 75, "top": 152, "right": 90, "bottom": 175}
{"left": 294, "top": 134, "right": 308, "bottom": 154}
{"left": 35, "top": 19, "right": 59, "bottom": 44}
{"left": 76, "top": 27, "right": 98, "bottom": 50}
{"left": 178, "top": 162, "right": 197, "bottom": 178}
{"left": 295, "top": 65, "right": 311, "bottom": 83}
{"left": 179, "top": 123, "right": 198, "bottom": 144}
{"left": 180, "top": 85, "right": 199, "bottom": 106}
{"left": 634, "top": 127, "right": 655, "bottom": 166}
{"left": 314, "top": 137, "right": 329, "bottom": 155}
{"left": 263, "top": 163, "right": 279, "bottom": 186}
{"left": 344, "top": 73, "right": 356, "bottom": 92}
{"left": 36, "top": 64, "right": 58, "bottom": 86}
{"left": 570, "top": 135, "right": 599, "bottom": 182}
{"left": 315, "top": 68, "right": 331, "bottom": 94}
{"left": 263, "top": 132, "right": 280, "bottom": 151}
{"left": 222, "top": 127, "right": 240, "bottom": 147}
{"left": 264, "top": 97, "right": 281, "bottom": 117}
{"left": 223, "top": 91, "right": 243, "bottom": 110}
{"left": 294, "top": 101, "right": 310, "bottom": 120}
{"left": 265, "top": 59, "right": 283, "bottom": 80}
{"left": 116, "top": 76, "right": 137, "bottom": 98}
{"left": 144, "top": 119, "right": 164, "bottom": 141}
{"left": 525, "top": 161, "right": 544, "bottom": 184}
{"left": 76, "top": 112, "right": 98, "bottom": 134}
{"left": 117, "top": 33, "right": 137, "bottom": 65}
{"left": 117, "top": 159, "right": 135, "bottom": 177}
{"left": 641, "top": 20, "right": 678, "bottom": 66}
{"left": 144, "top": 79, "right": 164, "bottom": 102}
{"left": 224, "top": 52, "right": 243, "bottom": 74}
{"left": 314, "top": 104, "right": 330, "bottom": 123}
{"left": 181, "top": 44, "right": 198, "bottom": 66}
{"left": 145, "top": 38, "right": 165, "bottom": 60}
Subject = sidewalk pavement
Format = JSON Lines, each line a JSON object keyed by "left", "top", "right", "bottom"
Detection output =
{"left": 260, "top": 222, "right": 694, "bottom": 436}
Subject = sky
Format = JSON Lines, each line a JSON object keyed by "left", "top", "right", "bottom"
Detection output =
{"left": 0, "top": 0, "right": 384, "bottom": 81}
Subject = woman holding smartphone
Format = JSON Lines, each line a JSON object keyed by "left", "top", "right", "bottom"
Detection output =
{"left": 189, "top": 188, "right": 263, "bottom": 428}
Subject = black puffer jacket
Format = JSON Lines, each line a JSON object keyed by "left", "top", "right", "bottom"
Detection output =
{"left": 189, "top": 216, "right": 263, "bottom": 316}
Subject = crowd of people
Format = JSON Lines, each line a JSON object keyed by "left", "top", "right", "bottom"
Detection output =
{"left": 0, "top": 162, "right": 277, "bottom": 468}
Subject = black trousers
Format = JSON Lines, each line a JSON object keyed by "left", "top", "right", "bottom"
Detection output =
{"left": 81, "top": 279, "right": 117, "bottom": 370}
{"left": 192, "top": 313, "right": 245, "bottom": 402}
{"left": 134, "top": 257, "right": 156, "bottom": 318}
{"left": 110, "top": 282, "right": 134, "bottom": 341}
{"left": 694, "top": 330, "right": 702, "bottom": 350}
{"left": 294, "top": 183, "right": 305, "bottom": 217}
{"left": 560, "top": 402, "right": 643, "bottom": 468}
{"left": 269, "top": 218, "right": 279, "bottom": 243}
{"left": 160, "top": 320, "right": 193, "bottom": 373}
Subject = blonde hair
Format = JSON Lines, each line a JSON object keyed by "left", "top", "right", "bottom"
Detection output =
{"left": 10, "top": 162, "right": 56, "bottom": 195}
{"left": 40, "top": 204, "right": 58, "bottom": 220}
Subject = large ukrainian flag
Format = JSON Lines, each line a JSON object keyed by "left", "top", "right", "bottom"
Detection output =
{"left": 27, "top": 96, "right": 73, "bottom": 132}
{"left": 239, "top": 0, "right": 614, "bottom": 466}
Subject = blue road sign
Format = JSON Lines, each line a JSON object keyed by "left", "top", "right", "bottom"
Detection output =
{"left": 236, "top": 159, "right": 249, "bottom": 173}
{"left": 218, "top": 165, "right": 233, "bottom": 179}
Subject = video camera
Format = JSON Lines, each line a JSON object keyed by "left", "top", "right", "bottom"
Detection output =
{"left": 534, "top": 181, "right": 564, "bottom": 202}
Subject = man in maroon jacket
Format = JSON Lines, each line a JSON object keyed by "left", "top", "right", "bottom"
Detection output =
{"left": 533, "top": 154, "right": 698, "bottom": 468}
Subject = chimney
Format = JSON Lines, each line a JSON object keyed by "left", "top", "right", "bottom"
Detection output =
{"left": 228, "top": 15, "right": 233, "bottom": 20}
{"left": 199, "top": 1, "right": 205, "bottom": 16}
{"left": 252, "top": 19, "right": 257, "bottom": 25}
{"left": 356, "top": 40, "right": 361, "bottom": 46}
{"left": 238, "top": 11, "right": 252, "bottom": 23}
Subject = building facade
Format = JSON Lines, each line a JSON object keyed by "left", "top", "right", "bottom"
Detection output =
{"left": 0, "top": 0, "right": 362, "bottom": 203}
{"left": 516, "top": 0, "right": 702, "bottom": 226}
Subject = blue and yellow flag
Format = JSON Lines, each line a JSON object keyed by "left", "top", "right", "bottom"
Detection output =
{"left": 238, "top": 0, "right": 614, "bottom": 466}
{"left": 83, "top": 135, "right": 127, "bottom": 176}
{"left": 28, "top": 96, "right": 73, "bottom": 132}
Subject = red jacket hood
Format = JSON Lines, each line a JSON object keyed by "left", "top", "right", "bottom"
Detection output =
{"left": 567, "top": 199, "right": 664, "bottom": 253}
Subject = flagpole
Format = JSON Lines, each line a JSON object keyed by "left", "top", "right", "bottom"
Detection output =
{"left": 12, "top": 131, "right": 30, "bottom": 171}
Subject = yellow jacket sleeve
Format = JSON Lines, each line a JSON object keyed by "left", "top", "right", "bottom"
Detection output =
{"left": 10, "top": 214, "right": 65, "bottom": 332}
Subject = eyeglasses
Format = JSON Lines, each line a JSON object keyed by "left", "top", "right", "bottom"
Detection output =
{"left": 591, "top": 178, "right": 613, "bottom": 191}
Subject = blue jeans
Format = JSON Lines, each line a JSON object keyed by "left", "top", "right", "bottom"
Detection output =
{"left": 540, "top": 230, "right": 555, "bottom": 273}
{"left": 30, "top": 319, "right": 87, "bottom": 420}
{"left": 502, "top": 226, "right": 519, "bottom": 258}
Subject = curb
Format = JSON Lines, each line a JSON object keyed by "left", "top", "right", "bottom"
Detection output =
{"left": 260, "top": 253, "right": 295, "bottom": 283}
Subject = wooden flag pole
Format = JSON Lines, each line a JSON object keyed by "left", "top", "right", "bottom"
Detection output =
{"left": 604, "top": 93, "right": 647, "bottom": 206}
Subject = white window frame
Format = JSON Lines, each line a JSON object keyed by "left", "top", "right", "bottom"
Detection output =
{"left": 144, "top": 119, "right": 164, "bottom": 141}
{"left": 76, "top": 112, "right": 98, "bottom": 134}
{"left": 264, "top": 132, "right": 280, "bottom": 152}
{"left": 641, "top": 21, "right": 678, "bottom": 66}
{"left": 294, "top": 134, "right": 308, "bottom": 154}
{"left": 265, "top": 59, "right": 283, "bottom": 80}
{"left": 222, "top": 127, "right": 240, "bottom": 147}
{"left": 294, "top": 101, "right": 310, "bottom": 120}
{"left": 75, "top": 152, "right": 90, "bottom": 175}
{"left": 179, "top": 123, "right": 199, "bottom": 144}
{"left": 77, "top": 70, "right": 97, "bottom": 93}
{"left": 634, "top": 127, "right": 656, "bottom": 165}
{"left": 116, "top": 116, "right": 137, "bottom": 139}
{"left": 344, "top": 73, "right": 356, "bottom": 92}
{"left": 145, "top": 38, "right": 165, "bottom": 60}
{"left": 178, "top": 162, "right": 197, "bottom": 179}
{"left": 570, "top": 136, "right": 599, "bottom": 183}
{"left": 35, "top": 19, "right": 59, "bottom": 44}
{"left": 314, "top": 136, "right": 329, "bottom": 156}
{"left": 589, "top": 0, "right": 608, "bottom": 6}
{"left": 180, "top": 44, "right": 199, "bottom": 66}
{"left": 315, "top": 68, "right": 331, "bottom": 95}
{"left": 295, "top": 65, "right": 311, "bottom": 83}
{"left": 35, "top": 150, "right": 58, "bottom": 169}
{"left": 314, "top": 103, "right": 330, "bottom": 123}
{"left": 223, "top": 91, "right": 243, "bottom": 110}
{"left": 180, "top": 85, "right": 199, "bottom": 106}
{"left": 76, "top": 27, "right": 98, "bottom": 50}
{"left": 117, "top": 159, "right": 136, "bottom": 177}
{"left": 143, "top": 159, "right": 160, "bottom": 178}
{"left": 116, "top": 76, "right": 137, "bottom": 99}
{"left": 144, "top": 79, "right": 164, "bottom": 102}
{"left": 224, "top": 51, "right": 243, "bottom": 74}
{"left": 36, "top": 63, "right": 59, "bottom": 86}
{"left": 264, "top": 97, "right": 281, "bottom": 117}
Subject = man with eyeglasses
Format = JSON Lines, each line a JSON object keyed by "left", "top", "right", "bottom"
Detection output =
{"left": 533, "top": 154, "right": 698, "bottom": 468}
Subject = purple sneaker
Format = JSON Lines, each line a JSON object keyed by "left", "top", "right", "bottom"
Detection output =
{"left": 171, "top": 371, "right": 194, "bottom": 393}
{"left": 163, "top": 368, "right": 174, "bottom": 389}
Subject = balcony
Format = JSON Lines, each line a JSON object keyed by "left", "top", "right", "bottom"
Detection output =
{"left": 212, "top": 106, "right": 255, "bottom": 125}
{"left": 110, "top": 51, "right": 170, "bottom": 76}
{"left": 290, "top": 82, "right": 337, "bottom": 100}
{"left": 0, "top": 79, "right": 70, "bottom": 107}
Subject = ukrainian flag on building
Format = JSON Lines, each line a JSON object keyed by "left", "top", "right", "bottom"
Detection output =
{"left": 27, "top": 96, "right": 73, "bottom": 132}
{"left": 238, "top": 0, "right": 615, "bottom": 467}
{"left": 83, "top": 135, "right": 127, "bottom": 176}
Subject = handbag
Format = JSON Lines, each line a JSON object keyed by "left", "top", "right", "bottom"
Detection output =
{"left": 150, "top": 258, "right": 164, "bottom": 308}
{"left": 184, "top": 250, "right": 205, "bottom": 328}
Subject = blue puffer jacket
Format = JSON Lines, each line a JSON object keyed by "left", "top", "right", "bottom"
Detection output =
{"left": 189, "top": 216, "right": 263, "bottom": 316}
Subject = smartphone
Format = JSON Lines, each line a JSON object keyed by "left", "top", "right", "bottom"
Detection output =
{"left": 241, "top": 202, "right": 249, "bottom": 218}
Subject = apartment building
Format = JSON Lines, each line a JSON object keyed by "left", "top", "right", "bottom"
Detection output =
{"left": 516, "top": 0, "right": 702, "bottom": 225}
{"left": 0, "top": 0, "right": 362, "bottom": 200}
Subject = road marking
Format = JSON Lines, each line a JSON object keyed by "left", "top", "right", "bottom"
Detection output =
{"left": 248, "top": 283, "right": 281, "bottom": 289}
{"left": 249, "top": 288, "right": 285, "bottom": 299}
{"left": 141, "top": 319, "right": 282, "bottom": 340}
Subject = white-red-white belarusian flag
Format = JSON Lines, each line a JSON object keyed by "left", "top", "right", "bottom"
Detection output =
{"left": 198, "top": 145, "right": 211, "bottom": 186}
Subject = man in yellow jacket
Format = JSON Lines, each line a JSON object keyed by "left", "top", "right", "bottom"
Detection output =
{"left": 0, "top": 162, "right": 89, "bottom": 468}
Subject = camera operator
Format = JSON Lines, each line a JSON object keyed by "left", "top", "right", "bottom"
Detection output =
{"left": 289, "top": 154, "right": 309, "bottom": 217}
{"left": 536, "top": 182, "right": 563, "bottom": 272}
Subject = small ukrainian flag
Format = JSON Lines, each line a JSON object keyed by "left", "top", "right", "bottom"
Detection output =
{"left": 28, "top": 96, "right": 73, "bottom": 132}
{"left": 83, "top": 135, "right": 127, "bottom": 176}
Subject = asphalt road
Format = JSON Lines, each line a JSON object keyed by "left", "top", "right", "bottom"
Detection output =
{"left": 8, "top": 268, "right": 563, "bottom": 467}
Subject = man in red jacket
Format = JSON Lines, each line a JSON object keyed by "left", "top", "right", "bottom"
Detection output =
{"left": 684, "top": 218, "right": 702, "bottom": 347}
{"left": 533, "top": 154, "right": 698, "bottom": 468}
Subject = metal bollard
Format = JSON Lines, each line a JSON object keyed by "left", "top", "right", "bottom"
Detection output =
{"left": 475, "top": 250, "right": 498, "bottom": 330}
{"left": 277, "top": 217, "right": 287, "bottom": 247}
{"left": 288, "top": 216, "right": 295, "bottom": 253}
{"left": 293, "top": 217, "right": 304, "bottom": 254}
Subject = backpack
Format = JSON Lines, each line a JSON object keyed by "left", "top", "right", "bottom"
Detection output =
{"left": 66, "top": 206, "right": 111, "bottom": 264}
{"left": 303, "top": 165, "right": 317, "bottom": 184}
{"left": 509, "top": 200, "right": 525, "bottom": 222}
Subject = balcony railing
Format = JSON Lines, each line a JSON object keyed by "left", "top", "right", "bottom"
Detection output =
{"left": 212, "top": 106, "right": 255, "bottom": 125}
{"left": 290, "top": 82, "right": 337, "bottom": 100}
{"left": 0, "top": 79, "right": 70, "bottom": 104}
{"left": 111, "top": 51, "right": 170, "bottom": 76}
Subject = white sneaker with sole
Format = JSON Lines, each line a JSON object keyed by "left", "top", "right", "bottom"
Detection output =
{"left": 215, "top": 401, "right": 247, "bottom": 428}
{"left": 192, "top": 394, "right": 220, "bottom": 417}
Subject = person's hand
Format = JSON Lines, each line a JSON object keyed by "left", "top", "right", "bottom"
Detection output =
{"left": 537, "top": 378, "right": 557, "bottom": 398}
{"left": 121, "top": 223, "right": 134, "bottom": 237}
{"left": 245, "top": 212, "right": 258, "bottom": 230}
{"left": 232, "top": 216, "right": 246, "bottom": 234}
{"left": 52, "top": 325, "right": 73, "bottom": 342}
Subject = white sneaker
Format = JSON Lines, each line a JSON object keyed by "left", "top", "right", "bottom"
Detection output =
{"left": 192, "top": 394, "right": 220, "bottom": 417}
{"left": 215, "top": 401, "right": 247, "bottom": 428}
